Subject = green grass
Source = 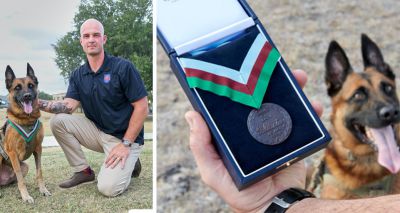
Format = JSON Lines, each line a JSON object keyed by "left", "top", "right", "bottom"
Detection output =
{"left": 144, "top": 117, "right": 153, "bottom": 134}
{"left": 0, "top": 141, "right": 153, "bottom": 212}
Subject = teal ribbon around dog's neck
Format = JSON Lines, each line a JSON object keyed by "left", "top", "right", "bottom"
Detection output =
{"left": 7, "top": 119, "right": 41, "bottom": 143}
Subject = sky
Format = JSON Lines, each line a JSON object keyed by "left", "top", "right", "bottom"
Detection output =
{"left": 0, "top": 0, "right": 81, "bottom": 96}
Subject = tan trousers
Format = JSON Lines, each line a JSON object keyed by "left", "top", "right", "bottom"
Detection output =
{"left": 50, "top": 114, "right": 142, "bottom": 197}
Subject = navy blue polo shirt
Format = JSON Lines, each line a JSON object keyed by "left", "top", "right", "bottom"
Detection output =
{"left": 66, "top": 53, "right": 148, "bottom": 145}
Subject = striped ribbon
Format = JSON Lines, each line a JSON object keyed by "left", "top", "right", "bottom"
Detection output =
{"left": 7, "top": 119, "right": 41, "bottom": 143}
{"left": 180, "top": 33, "right": 280, "bottom": 109}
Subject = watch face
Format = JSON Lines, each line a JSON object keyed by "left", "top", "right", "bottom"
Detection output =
{"left": 122, "top": 140, "right": 132, "bottom": 147}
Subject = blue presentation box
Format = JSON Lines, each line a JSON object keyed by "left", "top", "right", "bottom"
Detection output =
{"left": 157, "top": 0, "right": 331, "bottom": 190}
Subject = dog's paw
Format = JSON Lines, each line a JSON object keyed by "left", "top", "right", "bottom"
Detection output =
{"left": 40, "top": 187, "right": 51, "bottom": 196}
{"left": 22, "top": 195, "right": 34, "bottom": 204}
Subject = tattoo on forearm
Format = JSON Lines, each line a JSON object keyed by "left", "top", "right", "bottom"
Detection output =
{"left": 50, "top": 102, "right": 73, "bottom": 114}
{"left": 39, "top": 100, "right": 73, "bottom": 114}
{"left": 39, "top": 100, "right": 49, "bottom": 110}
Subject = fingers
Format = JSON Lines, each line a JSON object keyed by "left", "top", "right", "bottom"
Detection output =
{"left": 105, "top": 155, "right": 124, "bottom": 169}
{"left": 105, "top": 152, "right": 119, "bottom": 168}
{"left": 110, "top": 157, "right": 121, "bottom": 169}
{"left": 105, "top": 154, "right": 113, "bottom": 165}
{"left": 311, "top": 101, "right": 323, "bottom": 118}
{"left": 120, "top": 157, "right": 126, "bottom": 169}
{"left": 105, "top": 155, "right": 113, "bottom": 168}
{"left": 185, "top": 111, "right": 221, "bottom": 173}
{"left": 46, "top": 101, "right": 53, "bottom": 111}
{"left": 292, "top": 69, "right": 307, "bottom": 89}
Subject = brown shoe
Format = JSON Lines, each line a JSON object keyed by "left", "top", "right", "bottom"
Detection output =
{"left": 59, "top": 167, "right": 95, "bottom": 188}
{"left": 131, "top": 158, "right": 141, "bottom": 178}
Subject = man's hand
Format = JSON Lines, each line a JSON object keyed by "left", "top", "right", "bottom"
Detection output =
{"left": 185, "top": 70, "right": 323, "bottom": 213}
{"left": 105, "top": 143, "right": 130, "bottom": 169}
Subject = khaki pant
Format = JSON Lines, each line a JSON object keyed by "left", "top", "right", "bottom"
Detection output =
{"left": 50, "top": 114, "right": 142, "bottom": 197}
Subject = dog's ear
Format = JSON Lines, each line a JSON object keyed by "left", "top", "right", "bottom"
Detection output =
{"left": 26, "top": 63, "right": 38, "bottom": 85}
{"left": 361, "top": 34, "right": 395, "bottom": 80}
{"left": 5, "top": 65, "right": 16, "bottom": 91}
{"left": 325, "top": 41, "right": 353, "bottom": 97}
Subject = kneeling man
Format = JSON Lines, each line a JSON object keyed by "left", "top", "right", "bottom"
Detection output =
{"left": 40, "top": 18, "right": 148, "bottom": 197}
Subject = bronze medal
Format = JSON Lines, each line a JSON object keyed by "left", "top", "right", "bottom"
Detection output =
{"left": 247, "top": 103, "right": 292, "bottom": 145}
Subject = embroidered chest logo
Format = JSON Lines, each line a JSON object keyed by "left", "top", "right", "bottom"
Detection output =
{"left": 104, "top": 74, "right": 111, "bottom": 83}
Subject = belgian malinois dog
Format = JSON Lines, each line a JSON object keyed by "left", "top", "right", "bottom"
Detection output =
{"left": 314, "top": 34, "right": 400, "bottom": 199}
{"left": 0, "top": 64, "right": 51, "bottom": 203}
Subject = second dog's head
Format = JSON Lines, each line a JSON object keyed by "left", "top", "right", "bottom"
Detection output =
{"left": 5, "top": 63, "right": 39, "bottom": 114}
{"left": 325, "top": 34, "right": 400, "bottom": 173}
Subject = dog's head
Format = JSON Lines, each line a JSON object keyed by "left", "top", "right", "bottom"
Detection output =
{"left": 5, "top": 63, "right": 39, "bottom": 114}
{"left": 325, "top": 34, "right": 400, "bottom": 174}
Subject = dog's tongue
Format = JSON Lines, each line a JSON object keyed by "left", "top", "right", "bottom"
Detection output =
{"left": 23, "top": 101, "right": 33, "bottom": 114}
{"left": 370, "top": 126, "right": 400, "bottom": 173}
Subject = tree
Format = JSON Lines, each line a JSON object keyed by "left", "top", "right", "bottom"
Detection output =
{"left": 53, "top": 0, "right": 153, "bottom": 101}
{"left": 38, "top": 91, "right": 53, "bottom": 100}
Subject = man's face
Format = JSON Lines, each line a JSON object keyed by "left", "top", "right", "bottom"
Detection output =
{"left": 80, "top": 22, "right": 107, "bottom": 56}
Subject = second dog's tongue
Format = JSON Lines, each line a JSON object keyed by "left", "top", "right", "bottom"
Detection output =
{"left": 370, "top": 126, "right": 400, "bottom": 173}
{"left": 23, "top": 102, "right": 32, "bottom": 114}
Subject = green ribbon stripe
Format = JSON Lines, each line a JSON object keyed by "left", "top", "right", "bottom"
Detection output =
{"left": 186, "top": 48, "right": 280, "bottom": 109}
{"left": 7, "top": 120, "right": 41, "bottom": 143}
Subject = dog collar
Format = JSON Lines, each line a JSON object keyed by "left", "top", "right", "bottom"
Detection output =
{"left": 7, "top": 119, "right": 41, "bottom": 143}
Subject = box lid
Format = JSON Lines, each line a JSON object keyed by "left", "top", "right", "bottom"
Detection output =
{"left": 157, "top": 0, "right": 255, "bottom": 55}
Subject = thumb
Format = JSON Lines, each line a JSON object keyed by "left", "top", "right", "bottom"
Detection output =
{"left": 185, "top": 111, "right": 220, "bottom": 172}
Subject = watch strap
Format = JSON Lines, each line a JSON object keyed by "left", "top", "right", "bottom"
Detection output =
{"left": 265, "top": 188, "right": 315, "bottom": 213}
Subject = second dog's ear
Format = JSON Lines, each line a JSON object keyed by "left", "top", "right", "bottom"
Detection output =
{"left": 325, "top": 41, "right": 353, "bottom": 97}
{"left": 5, "top": 65, "right": 15, "bottom": 91}
{"left": 27, "top": 63, "right": 38, "bottom": 85}
{"left": 361, "top": 34, "right": 395, "bottom": 80}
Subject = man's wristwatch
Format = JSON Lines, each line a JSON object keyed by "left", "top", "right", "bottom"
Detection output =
{"left": 265, "top": 188, "right": 315, "bottom": 213}
{"left": 121, "top": 138, "right": 133, "bottom": 147}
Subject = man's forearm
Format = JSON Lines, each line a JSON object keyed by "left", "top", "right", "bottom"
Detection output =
{"left": 123, "top": 98, "right": 149, "bottom": 142}
{"left": 39, "top": 99, "right": 74, "bottom": 114}
{"left": 288, "top": 195, "right": 400, "bottom": 213}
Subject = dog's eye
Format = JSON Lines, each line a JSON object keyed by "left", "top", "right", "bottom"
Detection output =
{"left": 352, "top": 89, "right": 367, "bottom": 102}
{"left": 354, "top": 92, "right": 365, "bottom": 100}
{"left": 28, "top": 83, "right": 34, "bottom": 89}
{"left": 14, "top": 85, "right": 21, "bottom": 91}
{"left": 382, "top": 83, "right": 394, "bottom": 95}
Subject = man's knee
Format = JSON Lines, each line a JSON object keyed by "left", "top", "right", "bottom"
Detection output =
{"left": 49, "top": 114, "right": 70, "bottom": 133}
{"left": 97, "top": 180, "right": 127, "bottom": 197}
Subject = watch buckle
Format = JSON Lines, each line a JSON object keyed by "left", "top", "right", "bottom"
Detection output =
{"left": 272, "top": 197, "right": 291, "bottom": 208}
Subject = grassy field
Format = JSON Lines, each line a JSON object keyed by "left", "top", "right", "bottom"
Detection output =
{"left": 0, "top": 141, "right": 153, "bottom": 212}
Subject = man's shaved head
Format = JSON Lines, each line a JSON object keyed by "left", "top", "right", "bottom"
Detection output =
{"left": 80, "top": 18, "right": 104, "bottom": 36}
